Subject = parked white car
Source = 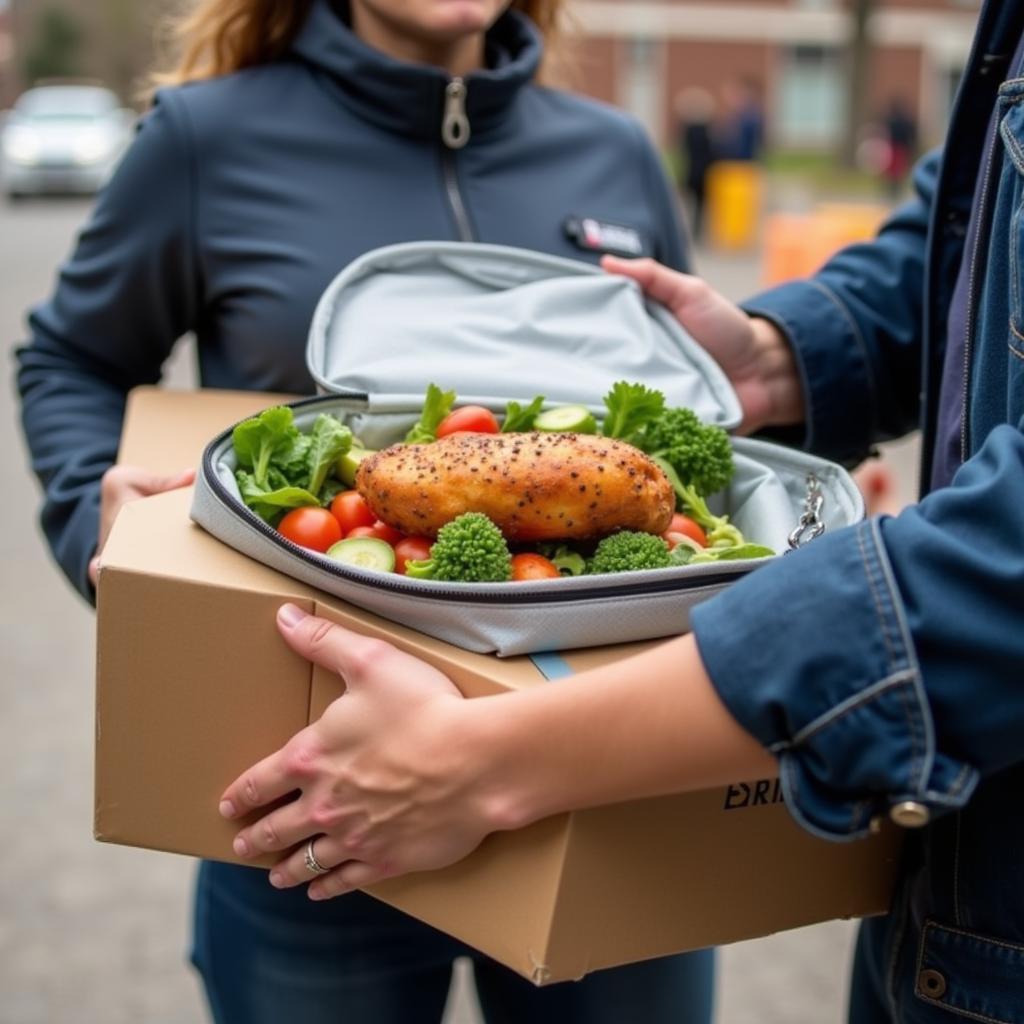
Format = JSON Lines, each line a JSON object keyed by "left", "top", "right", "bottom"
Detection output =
{"left": 1, "top": 85, "right": 134, "bottom": 198}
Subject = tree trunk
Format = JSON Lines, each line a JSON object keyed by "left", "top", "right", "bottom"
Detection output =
{"left": 841, "top": 0, "right": 876, "bottom": 169}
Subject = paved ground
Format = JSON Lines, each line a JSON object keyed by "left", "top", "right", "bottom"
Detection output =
{"left": 0, "top": 197, "right": 913, "bottom": 1023}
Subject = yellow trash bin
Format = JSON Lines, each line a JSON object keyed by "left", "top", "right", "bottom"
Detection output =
{"left": 707, "top": 160, "right": 763, "bottom": 251}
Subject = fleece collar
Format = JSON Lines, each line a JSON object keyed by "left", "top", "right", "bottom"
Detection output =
{"left": 290, "top": 0, "right": 543, "bottom": 142}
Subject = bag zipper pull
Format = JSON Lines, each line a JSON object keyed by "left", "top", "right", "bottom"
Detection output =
{"left": 787, "top": 473, "right": 826, "bottom": 550}
{"left": 442, "top": 77, "right": 470, "bottom": 149}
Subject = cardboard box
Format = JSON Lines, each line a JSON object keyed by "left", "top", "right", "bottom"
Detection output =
{"left": 96, "top": 387, "right": 902, "bottom": 985}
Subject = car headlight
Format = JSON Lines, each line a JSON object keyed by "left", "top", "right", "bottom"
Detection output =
{"left": 72, "top": 132, "right": 113, "bottom": 165}
{"left": 3, "top": 129, "right": 41, "bottom": 165}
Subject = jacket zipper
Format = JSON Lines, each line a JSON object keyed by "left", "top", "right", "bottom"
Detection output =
{"left": 441, "top": 77, "right": 475, "bottom": 242}
{"left": 201, "top": 398, "right": 754, "bottom": 605}
{"left": 960, "top": 115, "right": 1001, "bottom": 462}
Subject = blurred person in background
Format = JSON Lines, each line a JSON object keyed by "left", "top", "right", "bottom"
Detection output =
{"left": 13, "top": 1, "right": 714, "bottom": 1023}
{"left": 218, "top": 2, "right": 1024, "bottom": 1022}
{"left": 716, "top": 75, "right": 764, "bottom": 163}
{"left": 881, "top": 96, "right": 918, "bottom": 199}
{"left": 674, "top": 87, "right": 716, "bottom": 244}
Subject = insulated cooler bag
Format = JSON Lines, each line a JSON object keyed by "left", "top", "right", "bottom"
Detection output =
{"left": 191, "top": 242, "right": 864, "bottom": 655}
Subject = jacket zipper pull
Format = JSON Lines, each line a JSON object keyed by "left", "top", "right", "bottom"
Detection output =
{"left": 442, "top": 77, "right": 470, "bottom": 149}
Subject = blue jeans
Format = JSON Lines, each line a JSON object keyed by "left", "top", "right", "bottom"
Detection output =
{"left": 848, "top": 916, "right": 892, "bottom": 1023}
{"left": 191, "top": 861, "right": 715, "bottom": 1023}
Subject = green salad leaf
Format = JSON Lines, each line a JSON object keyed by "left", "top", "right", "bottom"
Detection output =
{"left": 236, "top": 471, "right": 321, "bottom": 524}
{"left": 405, "top": 384, "right": 457, "bottom": 444}
{"left": 501, "top": 395, "right": 546, "bottom": 433}
{"left": 670, "top": 542, "right": 775, "bottom": 566}
{"left": 306, "top": 414, "right": 353, "bottom": 496}
{"left": 600, "top": 381, "right": 666, "bottom": 445}
{"left": 232, "top": 406, "right": 300, "bottom": 489}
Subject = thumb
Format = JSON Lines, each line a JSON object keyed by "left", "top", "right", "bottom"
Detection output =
{"left": 276, "top": 604, "right": 387, "bottom": 683}
{"left": 276, "top": 604, "right": 462, "bottom": 700}
{"left": 137, "top": 467, "right": 196, "bottom": 497}
{"left": 600, "top": 255, "right": 708, "bottom": 319}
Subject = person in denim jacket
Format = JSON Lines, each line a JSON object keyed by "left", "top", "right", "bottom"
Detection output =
{"left": 215, "top": 0, "right": 1024, "bottom": 1019}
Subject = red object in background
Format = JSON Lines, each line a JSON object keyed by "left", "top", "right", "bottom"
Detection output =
{"left": 854, "top": 462, "right": 903, "bottom": 517}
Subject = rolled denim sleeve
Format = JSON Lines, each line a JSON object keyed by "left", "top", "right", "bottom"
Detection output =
{"left": 692, "top": 423, "right": 1024, "bottom": 840}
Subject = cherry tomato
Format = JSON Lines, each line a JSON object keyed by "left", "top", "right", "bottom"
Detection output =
{"left": 436, "top": 405, "right": 500, "bottom": 437}
{"left": 511, "top": 552, "right": 561, "bottom": 581}
{"left": 330, "top": 491, "right": 375, "bottom": 536}
{"left": 277, "top": 507, "right": 342, "bottom": 553}
{"left": 662, "top": 513, "right": 707, "bottom": 549}
{"left": 347, "top": 521, "right": 405, "bottom": 545}
{"left": 394, "top": 536, "right": 433, "bottom": 575}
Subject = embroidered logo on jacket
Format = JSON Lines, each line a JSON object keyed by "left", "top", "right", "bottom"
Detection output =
{"left": 564, "top": 216, "right": 647, "bottom": 258}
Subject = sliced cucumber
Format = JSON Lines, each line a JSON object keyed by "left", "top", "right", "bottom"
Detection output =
{"left": 326, "top": 537, "right": 396, "bottom": 573}
{"left": 335, "top": 447, "right": 375, "bottom": 487}
{"left": 534, "top": 405, "right": 597, "bottom": 434}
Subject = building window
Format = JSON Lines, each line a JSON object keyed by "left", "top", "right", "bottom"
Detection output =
{"left": 777, "top": 45, "right": 843, "bottom": 148}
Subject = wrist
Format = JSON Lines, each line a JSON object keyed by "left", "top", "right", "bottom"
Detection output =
{"left": 461, "top": 692, "right": 559, "bottom": 833}
{"left": 748, "top": 316, "right": 805, "bottom": 430}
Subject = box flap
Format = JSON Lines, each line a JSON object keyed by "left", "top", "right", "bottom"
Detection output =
{"left": 118, "top": 385, "right": 299, "bottom": 472}
{"left": 100, "top": 488, "right": 316, "bottom": 598}
{"left": 541, "top": 788, "right": 902, "bottom": 980}
{"left": 306, "top": 242, "right": 742, "bottom": 429}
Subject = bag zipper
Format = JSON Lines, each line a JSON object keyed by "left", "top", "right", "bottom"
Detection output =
{"left": 440, "top": 77, "right": 475, "bottom": 242}
{"left": 201, "top": 397, "right": 756, "bottom": 605}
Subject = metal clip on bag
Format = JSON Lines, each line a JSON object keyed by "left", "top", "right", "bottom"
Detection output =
{"left": 191, "top": 242, "right": 864, "bottom": 655}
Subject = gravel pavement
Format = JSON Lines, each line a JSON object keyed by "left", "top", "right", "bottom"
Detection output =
{"left": 1, "top": 197, "right": 914, "bottom": 1023}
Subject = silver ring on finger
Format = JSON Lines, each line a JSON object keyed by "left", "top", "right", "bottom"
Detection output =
{"left": 304, "top": 836, "right": 331, "bottom": 876}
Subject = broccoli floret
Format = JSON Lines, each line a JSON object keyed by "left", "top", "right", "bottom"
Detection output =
{"left": 642, "top": 407, "right": 733, "bottom": 497}
{"left": 587, "top": 531, "right": 672, "bottom": 574}
{"left": 404, "top": 512, "right": 512, "bottom": 582}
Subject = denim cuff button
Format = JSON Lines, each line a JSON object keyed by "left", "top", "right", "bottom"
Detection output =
{"left": 890, "top": 801, "right": 931, "bottom": 828}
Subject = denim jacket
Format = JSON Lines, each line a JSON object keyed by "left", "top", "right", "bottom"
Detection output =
{"left": 691, "top": 1, "right": 1024, "bottom": 1019}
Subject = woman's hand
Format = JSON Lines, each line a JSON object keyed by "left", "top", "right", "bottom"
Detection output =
{"left": 219, "top": 604, "right": 499, "bottom": 900}
{"left": 90, "top": 465, "right": 196, "bottom": 584}
{"left": 601, "top": 255, "right": 805, "bottom": 435}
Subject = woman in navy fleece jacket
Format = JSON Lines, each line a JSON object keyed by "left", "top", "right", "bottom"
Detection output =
{"left": 16, "top": 1, "right": 711, "bottom": 1022}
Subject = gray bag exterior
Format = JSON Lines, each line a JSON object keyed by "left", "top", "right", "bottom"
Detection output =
{"left": 191, "top": 242, "right": 865, "bottom": 656}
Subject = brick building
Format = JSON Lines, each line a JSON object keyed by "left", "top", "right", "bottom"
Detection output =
{"left": 5, "top": 0, "right": 982, "bottom": 150}
{"left": 567, "top": 0, "right": 981, "bottom": 150}
{"left": 0, "top": 1, "right": 13, "bottom": 107}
